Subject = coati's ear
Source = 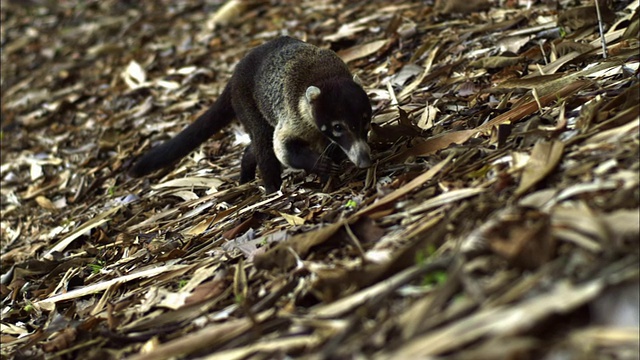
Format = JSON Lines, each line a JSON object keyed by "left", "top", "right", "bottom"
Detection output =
{"left": 353, "top": 74, "right": 362, "bottom": 86}
{"left": 305, "top": 86, "right": 321, "bottom": 103}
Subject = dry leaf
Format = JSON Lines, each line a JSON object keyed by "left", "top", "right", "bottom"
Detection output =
{"left": 337, "top": 39, "right": 388, "bottom": 63}
{"left": 122, "top": 60, "right": 147, "bottom": 89}
{"left": 395, "top": 130, "right": 476, "bottom": 162}
{"left": 280, "top": 212, "right": 305, "bottom": 226}
{"left": 515, "top": 140, "right": 565, "bottom": 196}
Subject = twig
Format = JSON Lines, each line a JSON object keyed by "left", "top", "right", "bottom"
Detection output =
{"left": 594, "top": 0, "right": 608, "bottom": 59}
{"left": 344, "top": 223, "right": 367, "bottom": 262}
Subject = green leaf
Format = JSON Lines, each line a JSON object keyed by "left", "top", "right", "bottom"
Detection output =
{"left": 345, "top": 199, "right": 358, "bottom": 209}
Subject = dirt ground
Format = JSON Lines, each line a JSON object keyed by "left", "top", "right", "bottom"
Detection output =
{"left": 1, "top": 0, "right": 639, "bottom": 359}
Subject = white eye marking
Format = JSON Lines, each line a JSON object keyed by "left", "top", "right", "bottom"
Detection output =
{"left": 321, "top": 125, "right": 327, "bottom": 132}
{"left": 331, "top": 122, "right": 344, "bottom": 137}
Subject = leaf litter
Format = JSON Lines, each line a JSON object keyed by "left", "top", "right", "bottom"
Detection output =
{"left": 1, "top": 0, "right": 638, "bottom": 359}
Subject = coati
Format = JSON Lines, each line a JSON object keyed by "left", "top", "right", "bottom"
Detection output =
{"left": 129, "top": 36, "right": 372, "bottom": 194}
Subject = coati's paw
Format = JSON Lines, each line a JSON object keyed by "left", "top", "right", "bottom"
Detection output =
{"left": 314, "top": 156, "right": 341, "bottom": 176}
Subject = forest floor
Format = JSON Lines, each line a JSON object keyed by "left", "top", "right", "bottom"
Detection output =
{"left": 1, "top": 0, "right": 639, "bottom": 359}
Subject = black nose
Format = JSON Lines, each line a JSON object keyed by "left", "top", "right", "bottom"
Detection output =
{"left": 346, "top": 140, "right": 371, "bottom": 168}
{"left": 356, "top": 153, "right": 371, "bottom": 168}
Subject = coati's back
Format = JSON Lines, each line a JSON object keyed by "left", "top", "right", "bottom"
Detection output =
{"left": 233, "top": 37, "right": 353, "bottom": 127}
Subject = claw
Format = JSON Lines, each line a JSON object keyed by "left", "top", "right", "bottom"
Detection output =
{"left": 329, "top": 162, "right": 341, "bottom": 176}
{"left": 314, "top": 155, "right": 337, "bottom": 175}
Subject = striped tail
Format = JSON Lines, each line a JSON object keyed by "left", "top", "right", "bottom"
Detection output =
{"left": 129, "top": 85, "right": 234, "bottom": 177}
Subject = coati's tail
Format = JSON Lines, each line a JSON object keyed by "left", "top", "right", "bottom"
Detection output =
{"left": 128, "top": 85, "right": 234, "bottom": 177}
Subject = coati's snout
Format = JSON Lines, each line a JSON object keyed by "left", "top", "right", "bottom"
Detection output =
{"left": 319, "top": 118, "right": 372, "bottom": 168}
{"left": 306, "top": 82, "right": 373, "bottom": 169}
{"left": 320, "top": 119, "right": 371, "bottom": 168}
{"left": 346, "top": 139, "right": 371, "bottom": 168}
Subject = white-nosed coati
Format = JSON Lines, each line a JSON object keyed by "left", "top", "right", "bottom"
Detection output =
{"left": 129, "top": 36, "right": 372, "bottom": 193}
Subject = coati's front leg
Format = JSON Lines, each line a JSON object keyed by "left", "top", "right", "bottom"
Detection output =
{"left": 282, "top": 138, "right": 341, "bottom": 176}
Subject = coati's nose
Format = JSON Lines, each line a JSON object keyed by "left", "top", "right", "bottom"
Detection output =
{"left": 355, "top": 152, "right": 371, "bottom": 168}
{"left": 347, "top": 140, "right": 372, "bottom": 168}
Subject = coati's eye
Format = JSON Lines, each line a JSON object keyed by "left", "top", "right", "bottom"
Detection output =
{"left": 333, "top": 124, "right": 344, "bottom": 132}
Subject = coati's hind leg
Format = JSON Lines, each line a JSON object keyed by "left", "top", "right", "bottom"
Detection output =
{"left": 234, "top": 107, "right": 282, "bottom": 193}
{"left": 240, "top": 144, "right": 257, "bottom": 184}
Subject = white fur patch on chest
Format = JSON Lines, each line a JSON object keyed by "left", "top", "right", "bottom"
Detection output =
{"left": 273, "top": 121, "right": 290, "bottom": 167}
{"left": 272, "top": 110, "right": 327, "bottom": 169}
